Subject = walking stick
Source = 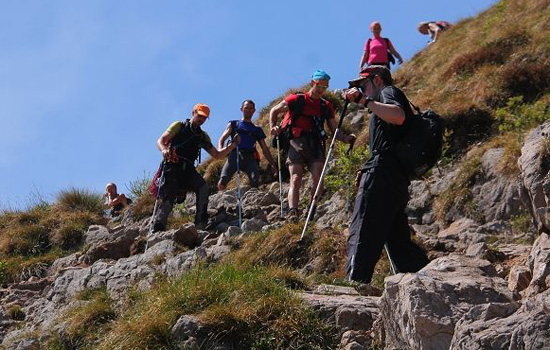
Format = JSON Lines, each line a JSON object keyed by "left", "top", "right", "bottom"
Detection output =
{"left": 236, "top": 144, "right": 242, "bottom": 228}
{"left": 146, "top": 160, "right": 166, "bottom": 251}
{"left": 345, "top": 138, "right": 356, "bottom": 218}
{"left": 300, "top": 101, "right": 350, "bottom": 240}
{"left": 385, "top": 244, "right": 398, "bottom": 275}
{"left": 276, "top": 135, "right": 284, "bottom": 217}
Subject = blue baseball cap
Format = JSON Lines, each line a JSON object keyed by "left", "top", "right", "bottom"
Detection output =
{"left": 312, "top": 69, "right": 331, "bottom": 81}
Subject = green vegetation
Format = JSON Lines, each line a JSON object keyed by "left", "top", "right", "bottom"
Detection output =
{"left": 125, "top": 171, "right": 153, "bottom": 200}
{"left": 510, "top": 211, "right": 534, "bottom": 235}
{"left": 496, "top": 96, "right": 550, "bottom": 136}
{"left": 325, "top": 143, "right": 369, "bottom": 197}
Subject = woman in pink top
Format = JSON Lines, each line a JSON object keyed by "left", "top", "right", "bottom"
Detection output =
{"left": 359, "top": 21, "right": 403, "bottom": 71}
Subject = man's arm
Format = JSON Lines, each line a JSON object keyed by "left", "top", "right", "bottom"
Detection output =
{"left": 342, "top": 88, "right": 405, "bottom": 125}
{"left": 157, "top": 131, "right": 173, "bottom": 159}
{"left": 365, "top": 99, "right": 405, "bottom": 125}
{"left": 269, "top": 100, "right": 288, "bottom": 135}
{"left": 428, "top": 23, "right": 440, "bottom": 42}
{"left": 108, "top": 194, "right": 127, "bottom": 207}
{"left": 388, "top": 42, "right": 404, "bottom": 64}
{"left": 258, "top": 139, "right": 277, "bottom": 169}
{"left": 218, "top": 123, "right": 232, "bottom": 149}
{"left": 205, "top": 136, "right": 239, "bottom": 160}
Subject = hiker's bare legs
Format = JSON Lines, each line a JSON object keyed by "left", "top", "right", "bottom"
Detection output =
{"left": 288, "top": 164, "right": 304, "bottom": 210}
{"left": 309, "top": 161, "right": 324, "bottom": 202}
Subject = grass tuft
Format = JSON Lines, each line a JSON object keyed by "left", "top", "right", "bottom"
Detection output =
{"left": 95, "top": 262, "right": 338, "bottom": 350}
{"left": 55, "top": 187, "right": 103, "bottom": 213}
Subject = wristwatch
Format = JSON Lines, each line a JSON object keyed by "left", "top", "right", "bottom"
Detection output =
{"left": 364, "top": 96, "right": 375, "bottom": 107}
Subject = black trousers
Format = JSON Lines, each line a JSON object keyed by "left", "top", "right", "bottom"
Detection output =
{"left": 154, "top": 162, "right": 209, "bottom": 226}
{"left": 346, "top": 164, "right": 429, "bottom": 283}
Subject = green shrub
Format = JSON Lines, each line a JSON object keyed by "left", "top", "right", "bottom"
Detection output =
{"left": 496, "top": 96, "right": 550, "bottom": 135}
{"left": 324, "top": 143, "right": 369, "bottom": 196}
{"left": 125, "top": 171, "right": 152, "bottom": 199}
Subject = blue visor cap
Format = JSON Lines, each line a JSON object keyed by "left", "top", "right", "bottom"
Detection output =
{"left": 312, "top": 69, "right": 331, "bottom": 81}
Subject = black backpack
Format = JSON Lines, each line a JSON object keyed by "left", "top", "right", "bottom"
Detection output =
{"left": 394, "top": 103, "right": 444, "bottom": 179}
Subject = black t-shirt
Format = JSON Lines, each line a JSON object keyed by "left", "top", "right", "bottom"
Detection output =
{"left": 366, "top": 85, "right": 413, "bottom": 167}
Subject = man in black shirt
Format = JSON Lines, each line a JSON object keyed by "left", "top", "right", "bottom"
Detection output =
{"left": 342, "top": 66, "right": 429, "bottom": 285}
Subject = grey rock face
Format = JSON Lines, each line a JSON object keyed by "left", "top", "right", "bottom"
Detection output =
{"left": 449, "top": 299, "right": 550, "bottom": 350}
{"left": 518, "top": 121, "right": 550, "bottom": 233}
{"left": 524, "top": 232, "right": 550, "bottom": 297}
{"left": 379, "top": 255, "right": 515, "bottom": 350}
{"left": 299, "top": 291, "right": 379, "bottom": 333}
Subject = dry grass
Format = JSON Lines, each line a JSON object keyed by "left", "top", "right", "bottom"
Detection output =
{"left": 0, "top": 189, "right": 103, "bottom": 283}
{"left": 94, "top": 262, "right": 338, "bottom": 350}
{"left": 58, "top": 287, "right": 117, "bottom": 349}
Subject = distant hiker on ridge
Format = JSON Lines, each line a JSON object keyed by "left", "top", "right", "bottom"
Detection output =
{"left": 269, "top": 70, "right": 355, "bottom": 221}
{"left": 417, "top": 21, "right": 452, "bottom": 44}
{"left": 217, "top": 99, "right": 278, "bottom": 191}
{"left": 151, "top": 103, "right": 238, "bottom": 232}
{"left": 342, "top": 66, "right": 429, "bottom": 289}
{"left": 359, "top": 21, "right": 404, "bottom": 71}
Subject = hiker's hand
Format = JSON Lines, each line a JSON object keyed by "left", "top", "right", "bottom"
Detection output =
{"left": 164, "top": 148, "right": 179, "bottom": 163}
{"left": 233, "top": 134, "right": 241, "bottom": 145}
{"left": 270, "top": 125, "right": 281, "bottom": 136}
{"left": 355, "top": 170, "right": 363, "bottom": 189}
{"left": 343, "top": 88, "right": 361, "bottom": 102}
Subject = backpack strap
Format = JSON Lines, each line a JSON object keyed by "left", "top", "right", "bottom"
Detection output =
{"left": 229, "top": 120, "right": 239, "bottom": 138}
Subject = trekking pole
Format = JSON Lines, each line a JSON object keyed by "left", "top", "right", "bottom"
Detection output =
{"left": 276, "top": 135, "right": 284, "bottom": 218}
{"left": 146, "top": 160, "right": 166, "bottom": 251}
{"left": 345, "top": 138, "right": 356, "bottom": 218}
{"left": 385, "top": 244, "right": 398, "bottom": 275}
{"left": 236, "top": 144, "right": 242, "bottom": 228}
{"left": 300, "top": 101, "right": 350, "bottom": 240}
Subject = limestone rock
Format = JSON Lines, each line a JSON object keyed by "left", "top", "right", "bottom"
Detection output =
{"left": 299, "top": 291, "right": 379, "bottom": 332}
{"left": 449, "top": 300, "right": 550, "bottom": 350}
{"left": 518, "top": 121, "right": 550, "bottom": 233}
{"left": 524, "top": 232, "right": 550, "bottom": 297}
{"left": 241, "top": 218, "right": 268, "bottom": 233}
{"left": 379, "top": 255, "right": 515, "bottom": 350}
{"left": 82, "top": 226, "right": 140, "bottom": 264}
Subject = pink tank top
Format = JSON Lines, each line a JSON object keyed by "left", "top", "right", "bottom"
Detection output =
{"left": 365, "top": 37, "right": 390, "bottom": 64}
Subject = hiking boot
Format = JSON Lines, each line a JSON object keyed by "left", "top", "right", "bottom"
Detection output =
{"left": 152, "top": 222, "right": 165, "bottom": 233}
{"left": 287, "top": 208, "right": 299, "bottom": 223}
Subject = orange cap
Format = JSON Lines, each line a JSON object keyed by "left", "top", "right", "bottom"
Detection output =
{"left": 193, "top": 103, "right": 210, "bottom": 117}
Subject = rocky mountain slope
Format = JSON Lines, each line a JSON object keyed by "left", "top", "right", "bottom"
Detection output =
{"left": 2, "top": 0, "right": 550, "bottom": 349}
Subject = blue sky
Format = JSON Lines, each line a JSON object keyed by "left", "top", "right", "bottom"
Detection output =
{"left": 0, "top": 0, "right": 498, "bottom": 209}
